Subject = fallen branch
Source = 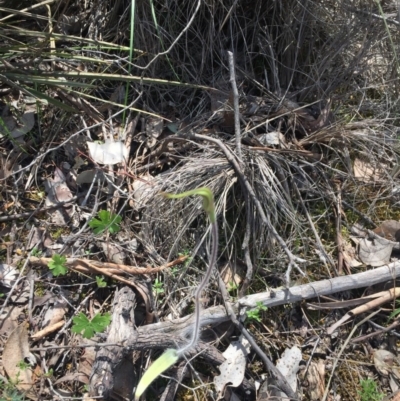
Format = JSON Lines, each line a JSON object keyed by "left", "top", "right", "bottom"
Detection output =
{"left": 29, "top": 255, "right": 188, "bottom": 276}
{"left": 141, "top": 260, "right": 400, "bottom": 336}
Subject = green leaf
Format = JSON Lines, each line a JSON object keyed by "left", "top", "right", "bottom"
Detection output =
{"left": 72, "top": 312, "right": 111, "bottom": 339}
{"left": 389, "top": 308, "right": 400, "bottom": 320}
{"left": 48, "top": 254, "right": 68, "bottom": 276}
{"left": 256, "top": 301, "right": 268, "bottom": 311}
{"left": 135, "top": 349, "right": 179, "bottom": 400}
{"left": 88, "top": 210, "right": 122, "bottom": 234}
{"left": 96, "top": 276, "right": 107, "bottom": 288}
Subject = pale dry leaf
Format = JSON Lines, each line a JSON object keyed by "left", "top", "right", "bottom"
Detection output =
{"left": 342, "top": 241, "right": 362, "bottom": 268}
{"left": 214, "top": 336, "right": 250, "bottom": 399}
{"left": 10, "top": 110, "right": 35, "bottom": 139}
{"left": 0, "top": 263, "right": 18, "bottom": 288}
{"left": 3, "top": 324, "right": 35, "bottom": 395}
{"left": 87, "top": 141, "right": 128, "bottom": 165}
{"left": 354, "top": 158, "right": 385, "bottom": 182}
{"left": 374, "top": 349, "right": 400, "bottom": 378}
{"left": 132, "top": 173, "right": 156, "bottom": 208}
{"left": 258, "top": 131, "right": 286, "bottom": 146}
{"left": 276, "top": 345, "right": 302, "bottom": 395}
{"left": 219, "top": 260, "right": 244, "bottom": 287}
{"left": 358, "top": 236, "right": 393, "bottom": 266}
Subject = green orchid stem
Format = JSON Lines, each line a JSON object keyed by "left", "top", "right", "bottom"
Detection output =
{"left": 178, "top": 220, "right": 218, "bottom": 354}
{"left": 135, "top": 188, "right": 218, "bottom": 400}
{"left": 163, "top": 187, "right": 218, "bottom": 354}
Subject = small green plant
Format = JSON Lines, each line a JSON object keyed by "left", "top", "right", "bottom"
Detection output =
{"left": 31, "top": 247, "right": 43, "bottom": 257}
{"left": 96, "top": 276, "right": 107, "bottom": 288}
{"left": 72, "top": 312, "right": 111, "bottom": 339}
{"left": 389, "top": 301, "right": 400, "bottom": 320}
{"left": 170, "top": 266, "right": 179, "bottom": 276}
{"left": 246, "top": 301, "right": 268, "bottom": 323}
{"left": 153, "top": 278, "right": 164, "bottom": 295}
{"left": 88, "top": 210, "right": 122, "bottom": 234}
{"left": 16, "top": 360, "right": 30, "bottom": 370}
{"left": 48, "top": 254, "right": 68, "bottom": 276}
{"left": 359, "top": 378, "right": 384, "bottom": 401}
{"left": 0, "top": 376, "right": 26, "bottom": 401}
{"left": 227, "top": 281, "right": 239, "bottom": 293}
{"left": 43, "top": 368, "right": 54, "bottom": 378}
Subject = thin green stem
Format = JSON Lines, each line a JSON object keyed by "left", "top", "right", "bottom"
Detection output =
{"left": 178, "top": 220, "right": 218, "bottom": 354}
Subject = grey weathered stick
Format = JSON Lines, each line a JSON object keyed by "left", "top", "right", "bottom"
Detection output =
{"left": 140, "top": 259, "right": 400, "bottom": 336}
{"left": 227, "top": 50, "right": 242, "bottom": 160}
{"left": 90, "top": 287, "right": 136, "bottom": 399}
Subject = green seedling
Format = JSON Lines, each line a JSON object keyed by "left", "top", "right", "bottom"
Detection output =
{"left": 16, "top": 360, "right": 30, "bottom": 371}
{"left": 389, "top": 301, "right": 400, "bottom": 321}
{"left": 227, "top": 281, "right": 239, "bottom": 293}
{"left": 31, "top": 247, "right": 43, "bottom": 257}
{"left": 0, "top": 374, "right": 26, "bottom": 401}
{"left": 96, "top": 276, "right": 107, "bottom": 288}
{"left": 359, "top": 378, "right": 384, "bottom": 401}
{"left": 72, "top": 312, "right": 111, "bottom": 339}
{"left": 135, "top": 187, "right": 217, "bottom": 400}
{"left": 43, "top": 368, "right": 54, "bottom": 378}
{"left": 153, "top": 278, "right": 164, "bottom": 295}
{"left": 246, "top": 301, "right": 268, "bottom": 323}
{"left": 48, "top": 254, "right": 68, "bottom": 276}
{"left": 88, "top": 210, "right": 122, "bottom": 234}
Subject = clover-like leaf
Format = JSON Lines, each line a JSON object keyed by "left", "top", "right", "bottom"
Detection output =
{"left": 48, "top": 254, "right": 68, "bottom": 276}
{"left": 88, "top": 210, "right": 122, "bottom": 234}
{"left": 72, "top": 312, "right": 111, "bottom": 339}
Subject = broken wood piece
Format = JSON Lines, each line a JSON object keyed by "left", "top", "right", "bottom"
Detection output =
{"left": 90, "top": 286, "right": 136, "bottom": 400}
{"left": 31, "top": 320, "right": 64, "bottom": 341}
{"left": 29, "top": 255, "right": 188, "bottom": 275}
{"left": 326, "top": 288, "right": 400, "bottom": 335}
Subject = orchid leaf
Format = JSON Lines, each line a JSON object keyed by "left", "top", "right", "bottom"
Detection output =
{"left": 135, "top": 348, "right": 179, "bottom": 399}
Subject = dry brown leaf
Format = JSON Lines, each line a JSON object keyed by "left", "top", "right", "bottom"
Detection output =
{"left": 3, "top": 324, "right": 36, "bottom": 396}
{"left": 0, "top": 305, "right": 25, "bottom": 339}
{"left": 219, "top": 260, "right": 244, "bottom": 288}
{"left": 101, "top": 241, "right": 126, "bottom": 265}
{"left": 306, "top": 360, "right": 325, "bottom": 400}
{"left": 342, "top": 241, "right": 362, "bottom": 268}
{"left": 373, "top": 220, "right": 400, "bottom": 242}
{"left": 358, "top": 235, "right": 393, "bottom": 266}
{"left": 44, "top": 167, "right": 74, "bottom": 225}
